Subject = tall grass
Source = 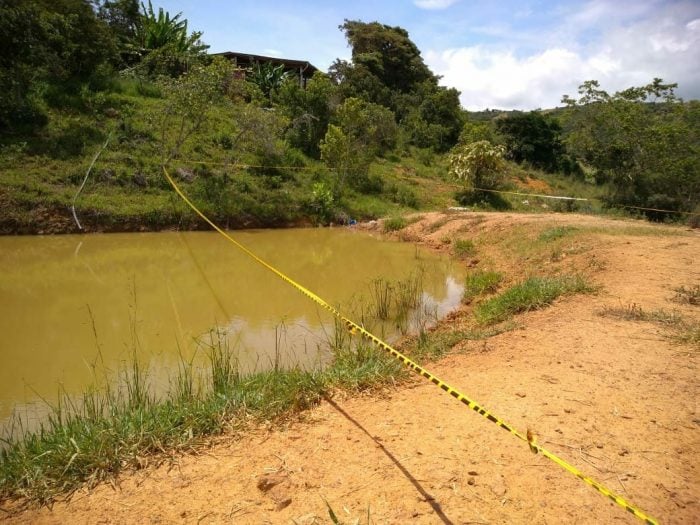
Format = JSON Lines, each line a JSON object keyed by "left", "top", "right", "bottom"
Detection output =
{"left": 365, "top": 271, "right": 424, "bottom": 334}
{"left": 475, "top": 274, "right": 594, "bottom": 324}
{"left": 369, "top": 278, "right": 393, "bottom": 320}
{"left": 453, "top": 238, "right": 476, "bottom": 258}
{"left": 463, "top": 270, "right": 503, "bottom": 303}
{"left": 0, "top": 276, "right": 432, "bottom": 506}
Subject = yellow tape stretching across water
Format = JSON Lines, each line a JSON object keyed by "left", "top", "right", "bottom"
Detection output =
{"left": 163, "top": 166, "right": 658, "bottom": 524}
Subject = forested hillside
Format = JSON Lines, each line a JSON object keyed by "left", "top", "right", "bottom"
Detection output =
{"left": 1, "top": 0, "right": 697, "bottom": 233}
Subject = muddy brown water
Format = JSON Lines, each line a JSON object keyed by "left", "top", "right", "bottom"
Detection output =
{"left": 0, "top": 228, "right": 464, "bottom": 431}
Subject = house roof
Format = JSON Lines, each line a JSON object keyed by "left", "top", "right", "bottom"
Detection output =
{"left": 214, "top": 51, "right": 319, "bottom": 78}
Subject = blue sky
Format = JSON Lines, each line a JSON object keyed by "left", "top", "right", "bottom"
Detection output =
{"left": 156, "top": 0, "right": 700, "bottom": 110}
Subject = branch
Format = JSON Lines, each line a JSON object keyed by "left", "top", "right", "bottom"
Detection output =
{"left": 71, "top": 131, "right": 113, "bottom": 230}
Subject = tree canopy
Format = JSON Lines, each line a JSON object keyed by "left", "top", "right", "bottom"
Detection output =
{"left": 563, "top": 79, "right": 699, "bottom": 215}
{"left": 331, "top": 20, "right": 463, "bottom": 152}
{"left": 494, "top": 112, "right": 567, "bottom": 173}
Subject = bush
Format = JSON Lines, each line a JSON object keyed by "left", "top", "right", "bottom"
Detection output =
{"left": 335, "top": 97, "right": 398, "bottom": 157}
{"left": 320, "top": 125, "right": 371, "bottom": 196}
{"left": 448, "top": 140, "right": 506, "bottom": 193}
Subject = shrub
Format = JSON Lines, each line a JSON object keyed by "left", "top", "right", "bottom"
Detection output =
{"left": 448, "top": 140, "right": 506, "bottom": 196}
{"left": 383, "top": 216, "right": 408, "bottom": 232}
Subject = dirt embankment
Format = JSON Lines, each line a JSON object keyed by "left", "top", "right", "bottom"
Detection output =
{"left": 2, "top": 212, "right": 698, "bottom": 524}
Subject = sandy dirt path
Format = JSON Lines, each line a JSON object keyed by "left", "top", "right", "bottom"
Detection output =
{"left": 2, "top": 213, "right": 698, "bottom": 524}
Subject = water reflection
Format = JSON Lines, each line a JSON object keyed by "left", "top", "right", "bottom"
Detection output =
{"left": 0, "top": 228, "right": 464, "bottom": 429}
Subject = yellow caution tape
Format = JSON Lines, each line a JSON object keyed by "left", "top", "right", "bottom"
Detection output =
{"left": 162, "top": 166, "right": 658, "bottom": 524}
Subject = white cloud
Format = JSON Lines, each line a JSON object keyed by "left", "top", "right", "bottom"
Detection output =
{"left": 427, "top": 47, "right": 592, "bottom": 110}
{"left": 424, "top": 1, "right": 700, "bottom": 109}
{"left": 414, "top": 0, "right": 460, "bottom": 10}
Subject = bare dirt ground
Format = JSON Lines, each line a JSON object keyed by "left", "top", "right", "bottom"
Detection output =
{"left": 3, "top": 212, "right": 699, "bottom": 524}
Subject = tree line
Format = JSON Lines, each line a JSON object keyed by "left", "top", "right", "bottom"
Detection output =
{"left": 1, "top": 0, "right": 697, "bottom": 219}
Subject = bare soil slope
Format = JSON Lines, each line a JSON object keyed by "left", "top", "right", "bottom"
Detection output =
{"left": 3, "top": 212, "right": 699, "bottom": 524}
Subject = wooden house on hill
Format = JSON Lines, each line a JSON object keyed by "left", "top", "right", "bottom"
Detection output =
{"left": 215, "top": 51, "right": 318, "bottom": 87}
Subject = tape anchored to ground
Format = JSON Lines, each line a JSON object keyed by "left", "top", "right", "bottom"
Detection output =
{"left": 162, "top": 166, "right": 658, "bottom": 524}
{"left": 472, "top": 186, "right": 700, "bottom": 217}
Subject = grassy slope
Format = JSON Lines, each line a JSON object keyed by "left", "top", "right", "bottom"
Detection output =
{"left": 0, "top": 79, "right": 461, "bottom": 234}
{"left": 0, "top": 78, "right": 617, "bottom": 235}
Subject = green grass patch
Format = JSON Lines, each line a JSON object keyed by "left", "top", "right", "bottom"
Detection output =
{"left": 409, "top": 323, "right": 517, "bottom": 361}
{"left": 463, "top": 270, "right": 503, "bottom": 303}
{"left": 475, "top": 274, "right": 594, "bottom": 324}
{"left": 538, "top": 226, "right": 579, "bottom": 242}
{"left": 382, "top": 216, "right": 408, "bottom": 232}
{"left": 453, "top": 238, "right": 476, "bottom": 258}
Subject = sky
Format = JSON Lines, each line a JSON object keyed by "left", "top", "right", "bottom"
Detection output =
{"left": 156, "top": 0, "right": 700, "bottom": 110}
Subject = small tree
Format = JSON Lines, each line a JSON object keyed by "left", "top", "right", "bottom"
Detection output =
{"left": 495, "top": 112, "right": 566, "bottom": 172}
{"left": 334, "top": 97, "right": 397, "bottom": 157}
{"left": 155, "top": 57, "right": 232, "bottom": 162}
{"left": 562, "top": 78, "right": 699, "bottom": 216}
{"left": 133, "top": 1, "right": 208, "bottom": 76}
{"left": 448, "top": 140, "right": 506, "bottom": 193}
{"left": 319, "top": 124, "right": 371, "bottom": 196}
{"left": 277, "top": 72, "right": 338, "bottom": 157}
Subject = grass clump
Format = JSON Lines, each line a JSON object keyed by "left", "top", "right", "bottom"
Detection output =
{"left": 599, "top": 303, "right": 683, "bottom": 324}
{"left": 599, "top": 303, "right": 699, "bottom": 349}
{"left": 475, "top": 274, "right": 594, "bottom": 324}
{"left": 673, "top": 285, "right": 700, "bottom": 306}
{"left": 677, "top": 322, "right": 700, "bottom": 348}
{"left": 382, "top": 216, "right": 408, "bottom": 232}
{"left": 463, "top": 270, "right": 503, "bottom": 303}
{"left": 453, "top": 238, "right": 476, "bottom": 258}
{"left": 364, "top": 271, "right": 424, "bottom": 334}
{"left": 538, "top": 226, "right": 578, "bottom": 242}
{"left": 408, "top": 322, "right": 517, "bottom": 361}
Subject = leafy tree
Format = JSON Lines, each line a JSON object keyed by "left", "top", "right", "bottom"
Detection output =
{"left": 247, "top": 62, "right": 289, "bottom": 105}
{"left": 332, "top": 20, "right": 463, "bottom": 152}
{"left": 96, "top": 0, "right": 141, "bottom": 66}
{"left": 563, "top": 79, "right": 699, "bottom": 216}
{"left": 277, "top": 72, "right": 338, "bottom": 157}
{"left": 320, "top": 125, "right": 371, "bottom": 195}
{"left": 334, "top": 97, "right": 397, "bottom": 157}
{"left": 459, "top": 118, "right": 497, "bottom": 144}
{"left": 398, "top": 82, "right": 463, "bottom": 151}
{"left": 133, "top": 1, "right": 208, "bottom": 76}
{"left": 448, "top": 140, "right": 506, "bottom": 193}
{"left": 0, "top": 0, "right": 116, "bottom": 129}
{"left": 155, "top": 57, "right": 232, "bottom": 162}
{"left": 494, "top": 112, "right": 567, "bottom": 173}
{"left": 338, "top": 20, "right": 434, "bottom": 95}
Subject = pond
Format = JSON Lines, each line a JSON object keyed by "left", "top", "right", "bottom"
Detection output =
{"left": 0, "top": 228, "right": 464, "bottom": 430}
